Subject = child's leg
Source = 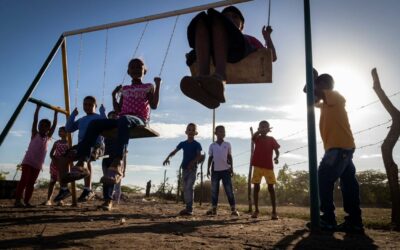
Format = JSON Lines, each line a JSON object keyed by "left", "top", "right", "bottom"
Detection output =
{"left": 84, "top": 162, "right": 92, "bottom": 190}
{"left": 182, "top": 168, "right": 196, "bottom": 212}
{"left": 194, "top": 13, "right": 211, "bottom": 76}
{"left": 114, "top": 116, "right": 137, "bottom": 161}
{"left": 23, "top": 167, "right": 40, "bottom": 204}
{"left": 209, "top": 12, "right": 228, "bottom": 78}
{"left": 221, "top": 170, "right": 236, "bottom": 209}
{"left": 76, "top": 119, "right": 117, "bottom": 162}
{"left": 47, "top": 180, "right": 56, "bottom": 201}
{"left": 253, "top": 183, "right": 260, "bottom": 212}
{"left": 210, "top": 171, "right": 220, "bottom": 208}
{"left": 15, "top": 165, "right": 31, "bottom": 201}
{"left": 268, "top": 184, "right": 277, "bottom": 214}
{"left": 339, "top": 152, "right": 362, "bottom": 226}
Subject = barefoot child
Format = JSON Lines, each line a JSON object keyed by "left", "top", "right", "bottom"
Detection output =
{"left": 181, "top": 5, "right": 277, "bottom": 109}
{"left": 206, "top": 125, "right": 239, "bottom": 216}
{"left": 163, "top": 123, "right": 202, "bottom": 216}
{"left": 44, "top": 126, "right": 69, "bottom": 205}
{"left": 14, "top": 105, "right": 58, "bottom": 207}
{"left": 251, "top": 120, "right": 280, "bottom": 219}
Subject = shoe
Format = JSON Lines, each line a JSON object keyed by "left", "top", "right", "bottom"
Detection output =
{"left": 54, "top": 189, "right": 72, "bottom": 202}
{"left": 180, "top": 76, "right": 220, "bottom": 109}
{"left": 179, "top": 208, "right": 193, "bottom": 216}
{"left": 78, "top": 189, "right": 95, "bottom": 202}
{"left": 62, "top": 161, "right": 90, "bottom": 183}
{"left": 101, "top": 200, "right": 113, "bottom": 211}
{"left": 306, "top": 217, "right": 337, "bottom": 231}
{"left": 197, "top": 74, "right": 226, "bottom": 103}
{"left": 271, "top": 212, "right": 279, "bottom": 220}
{"left": 337, "top": 221, "right": 364, "bottom": 234}
{"left": 206, "top": 207, "right": 217, "bottom": 216}
{"left": 14, "top": 199, "right": 25, "bottom": 208}
{"left": 231, "top": 209, "right": 240, "bottom": 216}
{"left": 25, "top": 203, "right": 35, "bottom": 208}
{"left": 251, "top": 211, "right": 259, "bottom": 218}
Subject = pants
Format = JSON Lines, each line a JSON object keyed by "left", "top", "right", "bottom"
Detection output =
{"left": 77, "top": 115, "right": 142, "bottom": 161}
{"left": 102, "top": 158, "right": 115, "bottom": 201}
{"left": 211, "top": 170, "right": 236, "bottom": 208}
{"left": 318, "top": 148, "right": 362, "bottom": 225}
{"left": 15, "top": 164, "right": 41, "bottom": 203}
{"left": 182, "top": 167, "right": 197, "bottom": 211}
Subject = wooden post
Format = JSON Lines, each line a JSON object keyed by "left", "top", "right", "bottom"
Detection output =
{"left": 176, "top": 166, "right": 182, "bottom": 203}
{"left": 199, "top": 154, "right": 205, "bottom": 206}
{"left": 163, "top": 169, "right": 167, "bottom": 195}
{"left": 61, "top": 38, "right": 77, "bottom": 206}
{"left": 248, "top": 127, "right": 254, "bottom": 212}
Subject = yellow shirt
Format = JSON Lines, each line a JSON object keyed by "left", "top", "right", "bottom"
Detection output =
{"left": 318, "top": 90, "right": 355, "bottom": 150}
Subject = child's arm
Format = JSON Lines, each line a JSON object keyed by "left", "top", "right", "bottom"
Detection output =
{"left": 273, "top": 148, "right": 280, "bottom": 164}
{"left": 149, "top": 77, "right": 161, "bottom": 109}
{"left": 49, "top": 142, "right": 57, "bottom": 161}
{"left": 262, "top": 26, "right": 277, "bottom": 62}
{"left": 228, "top": 153, "right": 234, "bottom": 176}
{"left": 48, "top": 111, "right": 58, "bottom": 138}
{"left": 207, "top": 155, "right": 213, "bottom": 178}
{"left": 163, "top": 148, "right": 179, "bottom": 166}
{"left": 187, "top": 150, "right": 202, "bottom": 170}
{"left": 252, "top": 130, "right": 261, "bottom": 142}
{"left": 31, "top": 104, "right": 40, "bottom": 138}
{"left": 65, "top": 108, "right": 79, "bottom": 133}
{"left": 112, "top": 85, "right": 122, "bottom": 113}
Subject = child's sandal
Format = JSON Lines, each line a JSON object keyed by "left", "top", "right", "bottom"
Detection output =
{"left": 197, "top": 74, "right": 226, "bottom": 103}
{"left": 180, "top": 76, "right": 220, "bottom": 109}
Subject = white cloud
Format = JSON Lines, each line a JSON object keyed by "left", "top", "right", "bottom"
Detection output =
{"left": 359, "top": 154, "right": 382, "bottom": 159}
{"left": 281, "top": 153, "right": 307, "bottom": 160}
{"left": 9, "top": 130, "right": 28, "bottom": 137}
{"left": 125, "top": 164, "right": 165, "bottom": 172}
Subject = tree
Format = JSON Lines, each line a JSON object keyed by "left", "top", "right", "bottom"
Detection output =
{"left": 371, "top": 68, "right": 400, "bottom": 228}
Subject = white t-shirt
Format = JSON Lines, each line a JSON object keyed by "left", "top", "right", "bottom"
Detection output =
{"left": 208, "top": 141, "right": 232, "bottom": 171}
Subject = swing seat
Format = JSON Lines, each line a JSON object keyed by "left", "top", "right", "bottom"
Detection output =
{"left": 101, "top": 125, "right": 159, "bottom": 139}
{"left": 189, "top": 48, "right": 273, "bottom": 84}
{"left": 0, "top": 180, "right": 18, "bottom": 199}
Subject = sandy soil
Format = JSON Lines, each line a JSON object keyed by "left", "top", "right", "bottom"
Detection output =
{"left": 0, "top": 190, "right": 399, "bottom": 249}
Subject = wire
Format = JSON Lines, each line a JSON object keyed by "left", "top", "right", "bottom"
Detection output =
{"left": 159, "top": 15, "right": 179, "bottom": 77}
{"left": 102, "top": 29, "right": 109, "bottom": 105}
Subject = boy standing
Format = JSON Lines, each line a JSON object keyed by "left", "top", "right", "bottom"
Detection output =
{"left": 251, "top": 120, "right": 280, "bottom": 219}
{"left": 312, "top": 73, "right": 363, "bottom": 232}
{"left": 206, "top": 125, "right": 239, "bottom": 216}
{"left": 163, "top": 123, "right": 202, "bottom": 216}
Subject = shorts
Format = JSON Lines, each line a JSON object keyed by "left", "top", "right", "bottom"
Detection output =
{"left": 186, "top": 8, "right": 253, "bottom": 66}
{"left": 251, "top": 166, "right": 276, "bottom": 184}
{"left": 49, "top": 162, "right": 58, "bottom": 182}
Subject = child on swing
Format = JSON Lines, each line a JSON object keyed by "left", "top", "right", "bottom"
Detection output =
{"left": 44, "top": 126, "right": 69, "bottom": 205}
{"left": 181, "top": 5, "right": 277, "bottom": 109}
{"left": 67, "top": 58, "right": 161, "bottom": 186}
{"left": 14, "top": 104, "right": 58, "bottom": 207}
{"left": 163, "top": 123, "right": 203, "bottom": 216}
{"left": 54, "top": 96, "right": 106, "bottom": 203}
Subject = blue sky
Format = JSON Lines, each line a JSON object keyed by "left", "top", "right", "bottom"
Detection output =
{"left": 1, "top": 0, "right": 399, "bottom": 189}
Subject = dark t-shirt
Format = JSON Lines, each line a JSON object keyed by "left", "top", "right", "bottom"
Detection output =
{"left": 176, "top": 140, "right": 202, "bottom": 169}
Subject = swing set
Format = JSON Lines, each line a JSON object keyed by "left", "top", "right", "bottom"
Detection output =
{"left": 0, "top": 0, "right": 321, "bottom": 230}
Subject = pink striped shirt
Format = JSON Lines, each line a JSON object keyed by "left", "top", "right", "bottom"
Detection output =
{"left": 22, "top": 134, "right": 51, "bottom": 170}
{"left": 119, "top": 83, "right": 153, "bottom": 122}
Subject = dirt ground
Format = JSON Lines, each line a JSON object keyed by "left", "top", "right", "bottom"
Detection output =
{"left": 0, "top": 190, "right": 399, "bottom": 250}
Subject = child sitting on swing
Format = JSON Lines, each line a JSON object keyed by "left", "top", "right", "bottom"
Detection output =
{"left": 181, "top": 5, "right": 277, "bottom": 109}
{"left": 66, "top": 58, "right": 161, "bottom": 185}
{"left": 15, "top": 104, "right": 58, "bottom": 207}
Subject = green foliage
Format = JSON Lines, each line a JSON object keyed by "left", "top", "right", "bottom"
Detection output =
{"left": 121, "top": 185, "right": 143, "bottom": 194}
{"left": 0, "top": 171, "right": 8, "bottom": 180}
{"left": 36, "top": 178, "right": 50, "bottom": 189}
{"left": 155, "top": 178, "right": 176, "bottom": 200}
{"left": 276, "top": 164, "right": 310, "bottom": 206}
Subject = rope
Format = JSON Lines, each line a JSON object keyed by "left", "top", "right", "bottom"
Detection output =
{"left": 158, "top": 15, "right": 179, "bottom": 77}
{"left": 122, "top": 21, "right": 149, "bottom": 84}
{"left": 102, "top": 29, "right": 109, "bottom": 104}
{"left": 74, "top": 33, "right": 83, "bottom": 108}
{"left": 267, "top": 0, "right": 271, "bottom": 26}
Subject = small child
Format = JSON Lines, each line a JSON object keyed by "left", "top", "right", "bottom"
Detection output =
{"left": 310, "top": 73, "right": 363, "bottom": 232}
{"left": 15, "top": 105, "right": 58, "bottom": 207}
{"left": 101, "top": 111, "right": 126, "bottom": 211}
{"left": 163, "top": 123, "right": 202, "bottom": 216}
{"left": 44, "top": 126, "right": 69, "bottom": 205}
{"left": 70, "top": 58, "right": 161, "bottom": 185}
{"left": 206, "top": 125, "right": 239, "bottom": 216}
{"left": 251, "top": 120, "right": 280, "bottom": 219}
{"left": 55, "top": 96, "right": 106, "bottom": 203}
{"left": 181, "top": 6, "right": 277, "bottom": 109}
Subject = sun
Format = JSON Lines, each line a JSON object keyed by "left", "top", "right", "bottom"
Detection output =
{"left": 320, "top": 64, "right": 374, "bottom": 110}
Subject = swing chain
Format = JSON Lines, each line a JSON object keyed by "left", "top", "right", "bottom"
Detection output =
{"left": 75, "top": 33, "right": 83, "bottom": 108}
{"left": 102, "top": 29, "right": 109, "bottom": 104}
{"left": 158, "top": 15, "right": 179, "bottom": 77}
{"left": 267, "top": 0, "right": 272, "bottom": 26}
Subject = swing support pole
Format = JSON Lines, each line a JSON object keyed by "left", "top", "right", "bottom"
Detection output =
{"left": 63, "top": 0, "right": 253, "bottom": 36}
{"left": 0, "top": 35, "right": 65, "bottom": 147}
{"left": 304, "top": 0, "right": 320, "bottom": 230}
{"left": 61, "top": 38, "right": 78, "bottom": 206}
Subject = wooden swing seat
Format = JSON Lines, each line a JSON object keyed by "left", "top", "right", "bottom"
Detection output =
{"left": 101, "top": 125, "right": 159, "bottom": 139}
{"left": 189, "top": 48, "right": 273, "bottom": 84}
